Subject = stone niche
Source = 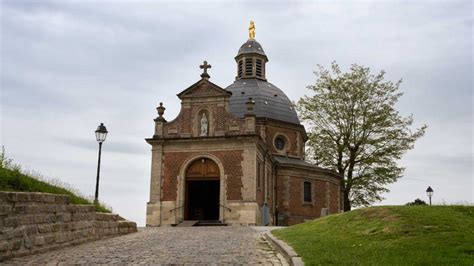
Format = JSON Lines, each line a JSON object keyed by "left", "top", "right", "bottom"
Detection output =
{"left": 0, "top": 192, "right": 137, "bottom": 262}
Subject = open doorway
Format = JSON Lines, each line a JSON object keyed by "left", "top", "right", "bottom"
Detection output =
{"left": 184, "top": 158, "right": 220, "bottom": 221}
{"left": 185, "top": 180, "right": 219, "bottom": 220}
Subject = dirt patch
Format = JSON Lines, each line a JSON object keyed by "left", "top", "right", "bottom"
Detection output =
{"left": 361, "top": 208, "right": 399, "bottom": 222}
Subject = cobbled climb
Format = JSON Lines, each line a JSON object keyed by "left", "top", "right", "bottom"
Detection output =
{"left": 6, "top": 227, "right": 284, "bottom": 265}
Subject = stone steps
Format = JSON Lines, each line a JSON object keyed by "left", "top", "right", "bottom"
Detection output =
{"left": 176, "top": 220, "right": 198, "bottom": 227}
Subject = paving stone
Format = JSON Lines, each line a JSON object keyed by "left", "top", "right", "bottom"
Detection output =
{"left": 5, "top": 226, "right": 285, "bottom": 265}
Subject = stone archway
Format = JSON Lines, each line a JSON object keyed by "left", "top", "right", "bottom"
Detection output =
{"left": 184, "top": 158, "right": 220, "bottom": 221}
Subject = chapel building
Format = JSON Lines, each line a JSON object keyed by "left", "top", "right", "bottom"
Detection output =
{"left": 146, "top": 23, "right": 344, "bottom": 226}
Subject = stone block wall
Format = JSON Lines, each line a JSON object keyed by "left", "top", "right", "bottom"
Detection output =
{"left": 0, "top": 192, "right": 137, "bottom": 261}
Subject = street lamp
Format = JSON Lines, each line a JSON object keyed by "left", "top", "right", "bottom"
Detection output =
{"left": 426, "top": 186, "right": 434, "bottom": 206}
{"left": 94, "top": 123, "right": 108, "bottom": 204}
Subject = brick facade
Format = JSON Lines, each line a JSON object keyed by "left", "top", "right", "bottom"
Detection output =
{"left": 160, "top": 150, "right": 244, "bottom": 202}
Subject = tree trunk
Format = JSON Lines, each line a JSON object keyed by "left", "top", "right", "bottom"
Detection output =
{"left": 344, "top": 192, "right": 351, "bottom": 212}
{"left": 343, "top": 150, "right": 357, "bottom": 212}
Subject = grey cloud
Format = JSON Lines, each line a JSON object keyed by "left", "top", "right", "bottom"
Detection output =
{"left": 58, "top": 137, "right": 148, "bottom": 156}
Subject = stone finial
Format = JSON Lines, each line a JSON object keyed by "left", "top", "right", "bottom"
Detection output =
{"left": 244, "top": 97, "right": 256, "bottom": 133}
{"left": 245, "top": 97, "right": 255, "bottom": 113}
{"left": 155, "top": 102, "right": 166, "bottom": 122}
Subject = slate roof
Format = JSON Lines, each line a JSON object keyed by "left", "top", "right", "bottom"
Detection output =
{"left": 274, "top": 156, "right": 342, "bottom": 178}
{"left": 274, "top": 156, "right": 323, "bottom": 169}
{"left": 225, "top": 78, "right": 300, "bottom": 125}
{"left": 237, "top": 39, "right": 267, "bottom": 57}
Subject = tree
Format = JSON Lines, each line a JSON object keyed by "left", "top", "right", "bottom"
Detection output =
{"left": 297, "top": 62, "right": 426, "bottom": 211}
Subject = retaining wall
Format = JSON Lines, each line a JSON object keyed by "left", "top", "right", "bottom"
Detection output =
{"left": 0, "top": 192, "right": 137, "bottom": 261}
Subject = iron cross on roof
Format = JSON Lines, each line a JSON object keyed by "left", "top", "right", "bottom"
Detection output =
{"left": 200, "top": 60, "right": 211, "bottom": 79}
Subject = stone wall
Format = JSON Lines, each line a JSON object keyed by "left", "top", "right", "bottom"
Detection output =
{"left": 0, "top": 192, "right": 137, "bottom": 261}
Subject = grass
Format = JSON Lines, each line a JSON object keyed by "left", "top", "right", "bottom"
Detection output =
{"left": 272, "top": 205, "right": 474, "bottom": 265}
{"left": 0, "top": 158, "right": 110, "bottom": 213}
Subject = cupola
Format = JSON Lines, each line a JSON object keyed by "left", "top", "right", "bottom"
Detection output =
{"left": 225, "top": 21, "right": 301, "bottom": 126}
{"left": 235, "top": 21, "right": 268, "bottom": 81}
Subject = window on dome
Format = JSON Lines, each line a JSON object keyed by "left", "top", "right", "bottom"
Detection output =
{"left": 245, "top": 58, "right": 253, "bottom": 76}
{"left": 238, "top": 60, "right": 243, "bottom": 78}
{"left": 256, "top": 59, "right": 262, "bottom": 77}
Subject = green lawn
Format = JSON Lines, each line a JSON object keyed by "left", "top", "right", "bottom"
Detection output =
{"left": 0, "top": 166, "right": 110, "bottom": 213}
{"left": 272, "top": 206, "right": 474, "bottom": 265}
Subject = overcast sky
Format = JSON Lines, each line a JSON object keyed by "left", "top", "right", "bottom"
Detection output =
{"left": 1, "top": 0, "right": 472, "bottom": 226}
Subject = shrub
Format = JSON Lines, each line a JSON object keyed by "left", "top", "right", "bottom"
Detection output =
{"left": 406, "top": 198, "right": 428, "bottom": 206}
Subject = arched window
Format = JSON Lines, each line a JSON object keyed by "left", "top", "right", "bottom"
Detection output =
{"left": 303, "top": 181, "right": 312, "bottom": 203}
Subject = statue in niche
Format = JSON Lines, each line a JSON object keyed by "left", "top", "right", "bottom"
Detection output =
{"left": 200, "top": 113, "right": 208, "bottom": 136}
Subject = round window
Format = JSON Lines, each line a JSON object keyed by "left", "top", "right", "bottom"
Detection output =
{"left": 274, "top": 137, "right": 286, "bottom": 151}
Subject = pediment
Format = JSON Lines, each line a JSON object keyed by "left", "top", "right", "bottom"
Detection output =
{"left": 177, "top": 79, "right": 232, "bottom": 99}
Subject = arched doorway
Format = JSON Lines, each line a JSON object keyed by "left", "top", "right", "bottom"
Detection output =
{"left": 185, "top": 158, "right": 220, "bottom": 221}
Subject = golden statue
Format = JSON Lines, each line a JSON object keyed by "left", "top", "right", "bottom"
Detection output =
{"left": 249, "top": 20, "right": 255, "bottom": 40}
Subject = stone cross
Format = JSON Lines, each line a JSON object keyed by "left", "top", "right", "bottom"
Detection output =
{"left": 200, "top": 61, "right": 211, "bottom": 79}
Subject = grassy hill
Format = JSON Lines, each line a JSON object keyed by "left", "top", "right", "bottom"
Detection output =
{"left": 0, "top": 165, "right": 110, "bottom": 213}
{"left": 273, "top": 205, "right": 474, "bottom": 265}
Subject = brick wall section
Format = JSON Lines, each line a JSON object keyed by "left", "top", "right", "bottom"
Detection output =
{"left": 215, "top": 106, "right": 227, "bottom": 132}
{"left": 275, "top": 175, "right": 288, "bottom": 226}
{"left": 162, "top": 152, "right": 185, "bottom": 201}
{"left": 276, "top": 174, "right": 341, "bottom": 226}
{"left": 286, "top": 178, "right": 328, "bottom": 225}
{"left": 265, "top": 125, "right": 302, "bottom": 158}
{"left": 180, "top": 108, "right": 191, "bottom": 133}
{"left": 0, "top": 192, "right": 137, "bottom": 262}
{"left": 219, "top": 151, "right": 244, "bottom": 200}
{"left": 162, "top": 150, "right": 244, "bottom": 201}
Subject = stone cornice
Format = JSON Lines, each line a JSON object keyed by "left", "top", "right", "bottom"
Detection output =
{"left": 145, "top": 134, "right": 260, "bottom": 145}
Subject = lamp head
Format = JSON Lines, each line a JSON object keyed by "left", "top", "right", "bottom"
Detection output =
{"left": 95, "top": 123, "right": 108, "bottom": 143}
{"left": 426, "top": 186, "right": 434, "bottom": 197}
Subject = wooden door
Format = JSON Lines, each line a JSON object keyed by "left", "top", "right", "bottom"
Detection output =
{"left": 185, "top": 158, "right": 220, "bottom": 220}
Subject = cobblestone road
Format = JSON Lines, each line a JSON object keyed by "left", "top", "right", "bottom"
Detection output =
{"left": 6, "top": 227, "right": 285, "bottom": 265}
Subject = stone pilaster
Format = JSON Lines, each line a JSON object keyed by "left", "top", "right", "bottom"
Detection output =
{"left": 146, "top": 145, "right": 163, "bottom": 226}
{"left": 154, "top": 121, "right": 164, "bottom": 137}
{"left": 244, "top": 98, "right": 256, "bottom": 134}
{"left": 245, "top": 116, "right": 256, "bottom": 133}
{"left": 149, "top": 145, "right": 163, "bottom": 203}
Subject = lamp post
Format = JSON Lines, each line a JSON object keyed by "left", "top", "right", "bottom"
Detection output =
{"left": 94, "top": 123, "right": 108, "bottom": 204}
{"left": 426, "top": 186, "right": 434, "bottom": 206}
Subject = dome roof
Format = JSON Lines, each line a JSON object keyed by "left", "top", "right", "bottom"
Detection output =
{"left": 225, "top": 79, "right": 300, "bottom": 125}
{"left": 237, "top": 39, "right": 267, "bottom": 57}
